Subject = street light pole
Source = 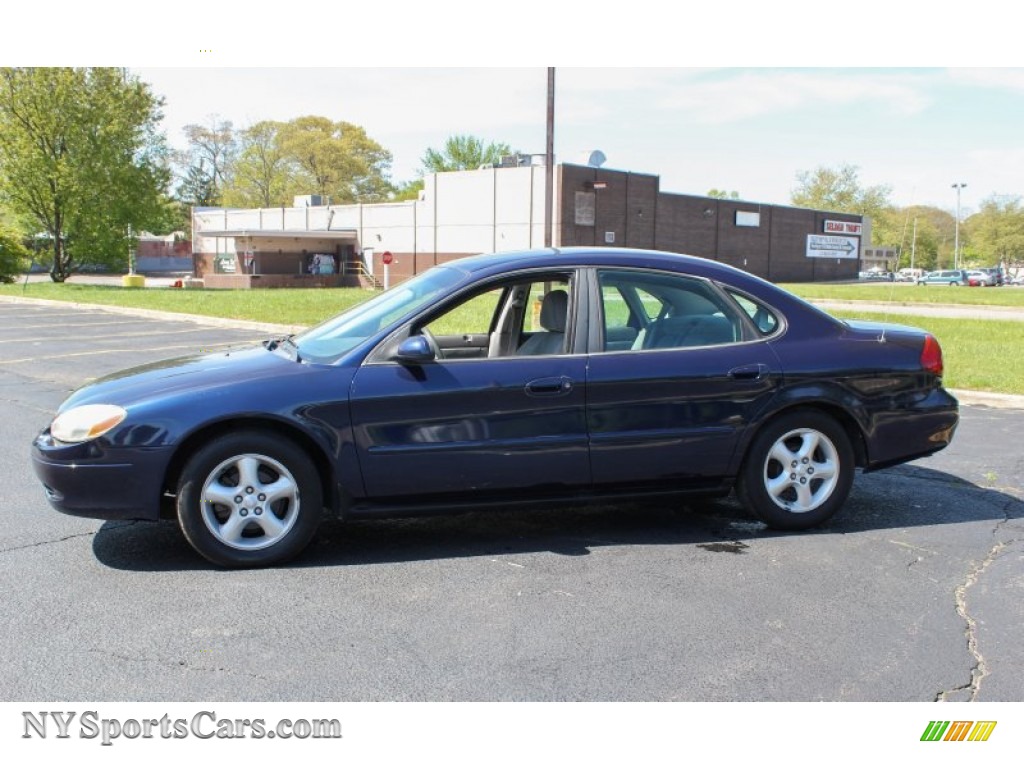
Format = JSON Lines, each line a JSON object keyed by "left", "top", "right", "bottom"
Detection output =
{"left": 951, "top": 182, "right": 967, "bottom": 269}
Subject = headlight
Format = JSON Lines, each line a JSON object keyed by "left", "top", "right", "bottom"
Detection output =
{"left": 50, "top": 404, "right": 127, "bottom": 444}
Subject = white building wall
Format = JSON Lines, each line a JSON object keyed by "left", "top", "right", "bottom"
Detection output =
{"left": 193, "top": 165, "right": 557, "bottom": 271}
{"left": 359, "top": 202, "right": 420, "bottom": 253}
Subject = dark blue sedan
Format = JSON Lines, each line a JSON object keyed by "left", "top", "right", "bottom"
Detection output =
{"left": 32, "top": 248, "right": 959, "bottom": 567}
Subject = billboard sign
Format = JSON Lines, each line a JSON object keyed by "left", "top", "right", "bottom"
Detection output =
{"left": 807, "top": 234, "right": 859, "bottom": 259}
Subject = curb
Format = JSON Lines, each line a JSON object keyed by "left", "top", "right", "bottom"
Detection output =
{"left": 810, "top": 299, "right": 1024, "bottom": 321}
{"left": 949, "top": 389, "right": 1024, "bottom": 411}
{"left": 4, "top": 295, "right": 1024, "bottom": 410}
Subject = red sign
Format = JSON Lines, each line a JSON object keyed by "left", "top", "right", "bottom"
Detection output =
{"left": 382, "top": 251, "right": 394, "bottom": 265}
{"left": 824, "top": 220, "right": 863, "bottom": 236}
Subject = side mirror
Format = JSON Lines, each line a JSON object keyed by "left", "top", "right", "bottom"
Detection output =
{"left": 394, "top": 335, "right": 435, "bottom": 363}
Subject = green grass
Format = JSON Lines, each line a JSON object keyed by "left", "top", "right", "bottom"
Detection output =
{"left": 827, "top": 310, "right": 1024, "bottom": 394}
{"left": 781, "top": 282, "right": 1024, "bottom": 307}
{"left": 0, "top": 282, "right": 372, "bottom": 327}
{"left": 3, "top": 281, "right": 1021, "bottom": 394}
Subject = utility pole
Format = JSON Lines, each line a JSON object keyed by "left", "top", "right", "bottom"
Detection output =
{"left": 951, "top": 182, "right": 967, "bottom": 269}
{"left": 910, "top": 218, "right": 917, "bottom": 272}
{"left": 544, "top": 67, "right": 555, "bottom": 249}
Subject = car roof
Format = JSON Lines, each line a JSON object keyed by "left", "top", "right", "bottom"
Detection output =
{"left": 445, "top": 247, "right": 765, "bottom": 287}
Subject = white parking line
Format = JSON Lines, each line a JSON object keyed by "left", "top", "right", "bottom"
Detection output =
{"left": 0, "top": 327, "right": 235, "bottom": 344}
{"left": 0, "top": 320, "right": 143, "bottom": 330}
{"left": 0, "top": 340, "right": 257, "bottom": 365}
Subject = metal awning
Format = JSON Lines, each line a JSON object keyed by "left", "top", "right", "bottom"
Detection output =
{"left": 200, "top": 229, "right": 358, "bottom": 239}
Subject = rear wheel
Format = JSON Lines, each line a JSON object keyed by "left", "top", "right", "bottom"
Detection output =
{"left": 176, "top": 431, "right": 322, "bottom": 568}
{"left": 737, "top": 410, "right": 855, "bottom": 530}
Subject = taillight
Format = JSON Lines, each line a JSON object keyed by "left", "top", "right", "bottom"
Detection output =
{"left": 921, "top": 334, "right": 943, "bottom": 376}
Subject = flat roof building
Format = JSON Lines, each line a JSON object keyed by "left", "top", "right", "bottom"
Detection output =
{"left": 192, "top": 162, "right": 867, "bottom": 288}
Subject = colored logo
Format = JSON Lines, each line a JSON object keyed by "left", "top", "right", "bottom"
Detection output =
{"left": 921, "top": 721, "right": 997, "bottom": 742}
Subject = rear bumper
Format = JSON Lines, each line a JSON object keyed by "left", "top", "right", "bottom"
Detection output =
{"left": 864, "top": 388, "right": 959, "bottom": 471}
{"left": 31, "top": 432, "right": 171, "bottom": 521}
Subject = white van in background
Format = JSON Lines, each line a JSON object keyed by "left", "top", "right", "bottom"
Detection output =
{"left": 896, "top": 268, "right": 926, "bottom": 282}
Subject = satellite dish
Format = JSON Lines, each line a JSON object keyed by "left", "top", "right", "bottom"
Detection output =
{"left": 580, "top": 150, "right": 606, "bottom": 168}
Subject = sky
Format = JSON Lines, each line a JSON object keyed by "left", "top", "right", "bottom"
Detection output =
{"left": 6, "top": 2, "right": 1024, "bottom": 216}
{"left": 131, "top": 67, "right": 1024, "bottom": 214}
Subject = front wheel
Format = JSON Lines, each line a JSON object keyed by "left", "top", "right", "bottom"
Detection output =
{"left": 737, "top": 410, "right": 855, "bottom": 530}
{"left": 176, "top": 431, "right": 323, "bottom": 567}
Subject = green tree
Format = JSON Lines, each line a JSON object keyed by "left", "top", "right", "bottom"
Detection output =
{"left": 707, "top": 189, "right": 740, "bottom": 200}
{"left": 0, "top": 67, "right": 170, "bottom": 281}
{"left": 964, "top": 194, "right": 1024, "bottom": 269}
{"left": 222, "top": 120, "right": 294, "bottom": 208}
{"left": 421, "top": 135, "right": 511, "bottom": 173}
{"left": 792, "top": 162, "right": 892, "bottom": 212}
{"left": 278, "top": 116, "right": 393, "bottom": 204}
{"left": 177, "top": 161, "right": 217, "bottom": 208}
{"left": 391, "top": 178, "right": 425, "bottom": 202}
{"left": 897, "top": 205, "right": 956, "bottom": 271}
{"left": 0, "top": 225, "right": 30, "bottom": 282}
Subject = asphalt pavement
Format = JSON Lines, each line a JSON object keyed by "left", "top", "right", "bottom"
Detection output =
{"left": 0, "top": 299, "right": 1021, "bottom": 702}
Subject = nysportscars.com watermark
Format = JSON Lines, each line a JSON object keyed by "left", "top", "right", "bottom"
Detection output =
{"left": 22, "top": 710, "right": 342, "bottom": 747}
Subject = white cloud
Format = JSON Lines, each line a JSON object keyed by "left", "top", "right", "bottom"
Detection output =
{"left": 946, "top": 68, "right": 1024, "bottom": 91}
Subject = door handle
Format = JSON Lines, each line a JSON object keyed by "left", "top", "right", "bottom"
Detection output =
{"left": 728, "top": 363, "right": 769, "bottom": 380}
{"left": 525, "top": 376, "right": 574, "bottom": 397}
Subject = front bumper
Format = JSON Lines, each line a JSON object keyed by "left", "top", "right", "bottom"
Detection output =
{"left": 31, "top": 431, "right": 172, "bottom": 521}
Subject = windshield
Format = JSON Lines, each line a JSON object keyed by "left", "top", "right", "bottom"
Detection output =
{"left": 294, "top": 266, "right": 464, "bottom": 364}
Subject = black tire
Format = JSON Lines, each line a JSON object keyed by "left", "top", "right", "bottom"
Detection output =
{"left": 176, "top": 431, "right": 323, "bottom": 568}
{"left": 736, "top": 410, "right": 855, "bottom": 530}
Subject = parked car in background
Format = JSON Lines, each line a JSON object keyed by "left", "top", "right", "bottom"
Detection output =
{"left": 31, "top": 247, "right": 960, "bottom": 568}
{"left": 859, "top": 270, "right": 894, "bottom": 281}
{"left": 896, "top": 268, "right": 925, "bottom": 282}
{"left": 967, "top": 270, "right": 997, "bottom": 287}
{"left": 979, "top": 266, "right": 1005, "bottom": 286}
{"left": 918, "top": 269, "right": 969, "bottom": 286}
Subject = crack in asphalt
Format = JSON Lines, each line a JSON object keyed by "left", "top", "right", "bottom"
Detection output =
{"left": 85, "top": 649, "right": 270, "bottom": 682}
{"left": 0, "top": 522, "right": 136, "bottom": 555}
{"left": 936, "top": 497, "right": 1020, "bottom": 702}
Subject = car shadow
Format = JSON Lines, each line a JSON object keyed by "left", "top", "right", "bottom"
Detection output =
{"left": 92, "top": 464, "right": 1023, "bottom": 572}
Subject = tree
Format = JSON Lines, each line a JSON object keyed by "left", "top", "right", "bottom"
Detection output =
{"left": 391, "top": 178, "right": 425, "bottom": 202}
{"left": 0, "top": 225, "right": 30, "bottom": 282}
{"left": 277, "top": 116, "right": 393, "bottom": 204}
{"left": 706, "top": 189, "right": 740, "bottom": 200}
{"left": 964, "top": 195, "right": 1024, "bottom": 269}
{"left": 0, "top": 68, "right": 170, "bottom": 281}
{"left": 791, "top": 163, "right": 893, "bottom": 218}
{"left": 176, "top": 161, "right": 217, "bottom": 208}
{"left": 421, "top": 135, "right": 511, "bottom": 173}
{"left": 222, "top": 120, "right": 294, "bottom": 208}
{"left": 894, "top": 205, "right": 956, "bottom": 271}
{"left": 177, "top": 116, "right": 235, "bottom": 205}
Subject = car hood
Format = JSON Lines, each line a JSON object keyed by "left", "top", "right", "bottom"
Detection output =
{"left": 59, "top": 345, "right": 300, "bottom": 411}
